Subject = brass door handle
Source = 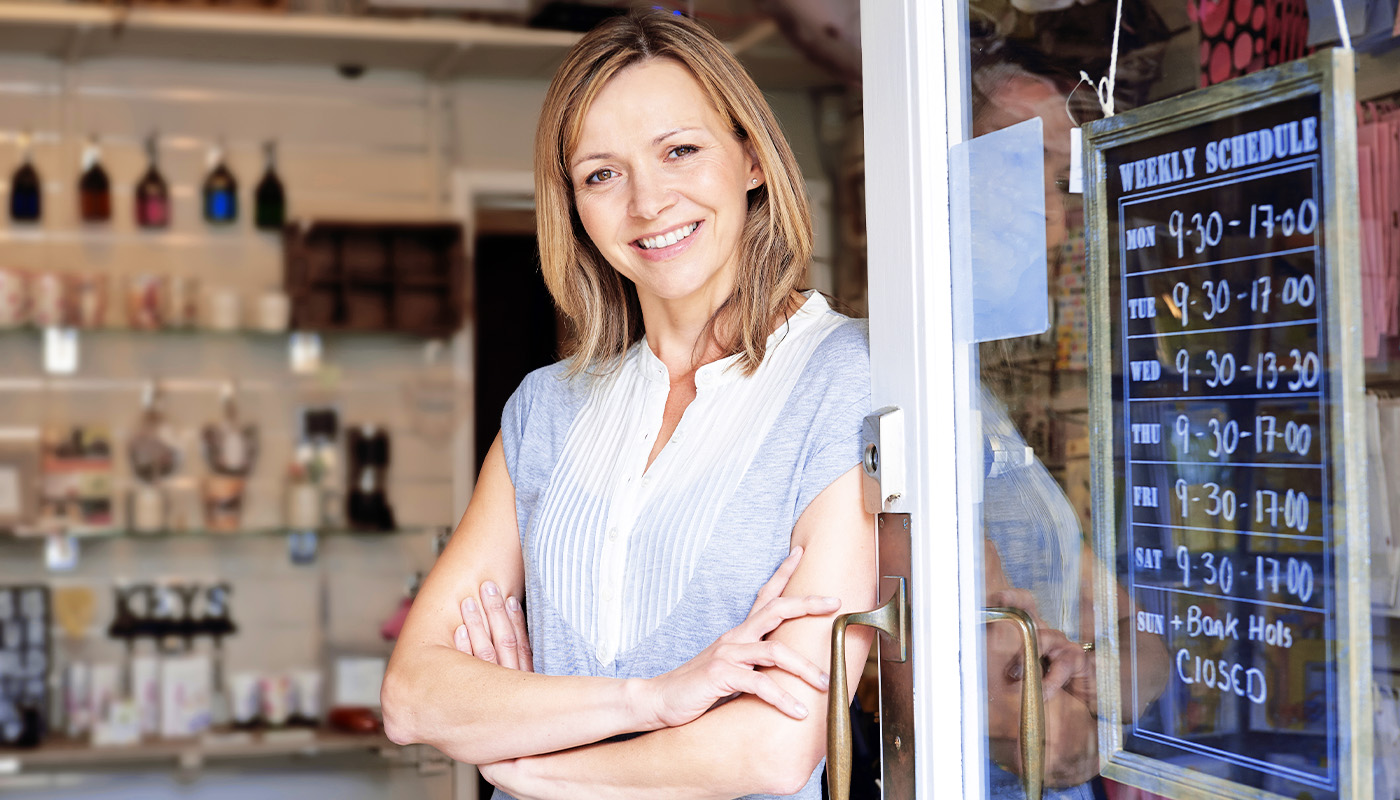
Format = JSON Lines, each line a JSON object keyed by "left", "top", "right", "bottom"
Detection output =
{"left": 983, "top": 606, "right": 1044, "bottom": 800}
{"left": 827, "top": 576, "right": 906, "bottom": 800}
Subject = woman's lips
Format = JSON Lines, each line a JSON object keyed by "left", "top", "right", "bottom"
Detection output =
{"left": 630, "top": 221, "right": 702, "bottom": 261}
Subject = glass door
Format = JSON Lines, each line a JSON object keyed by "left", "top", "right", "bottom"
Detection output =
{"left": 848, "top": 0, "right": 1372, "bottom": 799}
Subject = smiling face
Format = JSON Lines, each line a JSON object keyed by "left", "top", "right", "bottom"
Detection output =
{"left": 569, "top": 58, "right": 763, "bottom": 317}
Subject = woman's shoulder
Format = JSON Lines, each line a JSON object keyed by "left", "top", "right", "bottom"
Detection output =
{"left": 761, "top": 305, "right": 869, "bottom": 425}
{"left": 797, "top": 304, "right": 870, "bottom": 386}
{"left": 515, "top": 358, "right": 573, "bottom": 394}
{"left": 811, "top": 309, "right": 870, "bottom": 362}
{"left": 504, "top": 358, "right": 593, "bottom": 426}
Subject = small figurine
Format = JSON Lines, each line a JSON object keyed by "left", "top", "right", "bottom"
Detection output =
{"left": 126, "top": 383, "right": 180, "bottom": 533}
{"left": 201, "top": 383, "right": 258, "bottom": 532}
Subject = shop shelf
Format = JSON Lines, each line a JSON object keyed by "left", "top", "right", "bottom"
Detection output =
{"left": 0, "top": 2, "right": 581, "bottom": 82}
{"left": 0, "top": 728, "right": 398, "bottom": 773}
{"left": 0, "top": 526, "right": 434, "bottom": 541}
{"left": 0, "top": 329, "right": 442, "bottom": 360}
{"left": 0, "top": 2, "right": 832, "bottom": 88}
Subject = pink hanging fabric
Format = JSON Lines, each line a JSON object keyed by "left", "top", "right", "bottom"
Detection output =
{"left": 1361, "top": 114, "right": 1379, "bottom": 357}
{"left": 1358, "top": 103, "right": 1400, "bottom": 359}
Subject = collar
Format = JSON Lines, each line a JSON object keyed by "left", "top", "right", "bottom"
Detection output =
{"left": 633, "top": 291, "right": 830, "bottom": 389}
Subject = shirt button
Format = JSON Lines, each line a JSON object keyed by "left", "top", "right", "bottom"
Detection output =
{"left": 607, "top": 527, "right": 618, "bottom": 541}
{"left": 641, "top": 476, "right": 651, "bottom": 487}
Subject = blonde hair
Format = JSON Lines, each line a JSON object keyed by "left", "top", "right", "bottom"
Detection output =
{"left": 534, "top": 9, "right": 812, "bottom": 376}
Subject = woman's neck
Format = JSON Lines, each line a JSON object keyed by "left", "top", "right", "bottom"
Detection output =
{"left": 640, "top": 289, "right": 807, "bottom": 377}
{"left": 641, "top": 297, "right": 726, "bottom": 377}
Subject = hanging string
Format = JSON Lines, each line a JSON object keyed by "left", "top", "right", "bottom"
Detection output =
{"left": 1079, "top": 0, "right": 1125, "bottom": 119}
{"left": 1330, "top": 0, "right": 1353, "bottom": 49}
{"left": 1064, "top": 74, "right": 1094, "bottom": 126}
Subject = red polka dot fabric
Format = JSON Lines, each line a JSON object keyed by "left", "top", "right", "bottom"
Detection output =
{"left": 1188, "top": 0, "right": 1311, "bottom": 87}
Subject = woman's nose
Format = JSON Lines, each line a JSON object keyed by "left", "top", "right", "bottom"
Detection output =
{"left": 627, "top": 167, "right": 676, "bottom": 220}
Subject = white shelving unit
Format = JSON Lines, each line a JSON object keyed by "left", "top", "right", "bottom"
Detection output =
{"left": 0, "top": 1, "right": 829, "bottom": 87}
{"left": 0, "top": 2, "right": 580, "bottom": 81}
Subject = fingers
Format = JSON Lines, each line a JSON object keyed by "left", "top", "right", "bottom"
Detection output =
{"left": 479, "top": 582, "right": 520, "bottom": 671}
{"left": 728, "top": 668, "right": 811, "bottom": 720}
{"left": 454, "top": 584, "right": 531, "bottom": 671}
{"left": 459, "top": 596, "right": 498, "bottom": 664}
{"left": 740, "top": 594, "right": 842, "bottom": 640}
{"left": 1036, "top": 630, "right": 1090, "bottom": 699}
{"left": 505, "top": 594, "right": 533, "bottom": 672}
{"left": 723, "top": 639, "right": 831, "bottom": 692}
{"left": 748, "top": 547, "right": 804, "bottom": 617}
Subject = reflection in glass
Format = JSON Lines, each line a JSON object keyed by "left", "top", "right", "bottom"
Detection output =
{"left": 964, "top": 27, "right": 1173, "bottom": 800}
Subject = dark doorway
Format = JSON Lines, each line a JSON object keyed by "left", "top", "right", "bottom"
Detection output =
{"left": 473, "top": 230, "right": 558, "bottom": 471}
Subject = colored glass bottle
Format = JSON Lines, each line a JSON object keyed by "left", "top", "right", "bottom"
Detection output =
{"left": 78, "top": 137, "right": 111, "bottom": 223}
{"left": 135, "top": 135, "right": 170, "bottom": 229}
{"left": 254, "top": 140, "right": 285, "bottom": 231}
{"left": 9, "top": 133, "right": 41, "bottom": 223}
{"left": 202, "top": 143, "right": 238, "bottom": 225}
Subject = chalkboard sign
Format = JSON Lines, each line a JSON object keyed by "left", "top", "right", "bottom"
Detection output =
{"left": 1086, "top": 50, "right": 1369, "bottom": 800}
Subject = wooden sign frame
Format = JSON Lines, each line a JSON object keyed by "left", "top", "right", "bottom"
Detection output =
{"left": 1086, "top": 49, "right": 1369, "bottom": 800}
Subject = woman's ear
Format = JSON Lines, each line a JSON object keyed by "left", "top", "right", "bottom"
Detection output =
{"left": 746, "top": 149, "right": 765, "bottom": 189}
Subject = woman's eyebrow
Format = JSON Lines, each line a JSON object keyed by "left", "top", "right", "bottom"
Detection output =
{"left": 571, "top": 127, "right": 703, "bottom": 170}
{"left": 572, "top": 150, "right": 614, "bottom": 170}
{"left": 651, "top": 126, "right": 699, "bottom": 144}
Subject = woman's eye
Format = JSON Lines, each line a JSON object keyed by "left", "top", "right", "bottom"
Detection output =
{"left": 668, "top": 145, "right": 698, "bottom": 159}
{"left": 586, "top": 169, "right": 616, "bottom": 185}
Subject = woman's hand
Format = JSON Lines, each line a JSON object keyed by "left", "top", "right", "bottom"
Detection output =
{"left": 455, "top": 580, "right": 532, "bottom": 672}
{"left": 984, "top": 588, "right": 1092, "bottom": 703}
{"left": 1035, "top": 626, "right": 1095, "bottom": 707}
{"left": 639, "top": 546, "right": 838, "bottom": 728}
{"left": 984, "top": 588, "right": 1099, "bottom": 787}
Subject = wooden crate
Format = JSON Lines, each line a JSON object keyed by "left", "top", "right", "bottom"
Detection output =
{"left": 283, "top": 220, "right": 465, "bottom": 337}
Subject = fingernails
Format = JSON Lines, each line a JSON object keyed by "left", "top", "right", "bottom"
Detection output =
{"left": 823, "top": 596, "right": 841, "bottom": 605}
{"left": 789, "top": 546, "right": 804, "bottom": 559}
{"left": 507, "top": 596, "right": 520, "bottom": 613}
{"left": 819, "top": 673, "right": 830, "bottom": 688}
{"left": 454, "top": 624, "right": 467, "bottom": 646}
{"left": 464, "top": 598, "right": 478, "bottom": 613}
{"left": 483, "top": 582, "right": 499, "bottom": 597}
{"left": 794, "top": 702, "right": 809, "bottom": 718}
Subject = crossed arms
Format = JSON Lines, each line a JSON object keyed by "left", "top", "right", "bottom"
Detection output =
{"left": 380, "top": 434, "right": 878, "bottom": 799}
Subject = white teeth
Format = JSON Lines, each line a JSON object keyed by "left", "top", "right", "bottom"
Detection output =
{"left": 638, "top": 222, "right": 697, "bottom": 250}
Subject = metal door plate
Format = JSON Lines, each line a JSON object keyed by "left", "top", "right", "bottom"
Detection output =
{"left": 878, "top": 512, "right": 915, "bottom": 799}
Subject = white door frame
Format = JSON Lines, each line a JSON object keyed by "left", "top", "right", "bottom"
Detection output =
{"left": 860, "top": 1, "right": 985, "bottom": 797}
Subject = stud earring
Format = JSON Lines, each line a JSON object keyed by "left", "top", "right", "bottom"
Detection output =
{"left": 751, "top": 178, "right": 759, "bottom": 185}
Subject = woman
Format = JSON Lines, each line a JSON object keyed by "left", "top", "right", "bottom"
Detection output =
{"left": 380, "top": 10, "right": 878, "bottom": 799}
